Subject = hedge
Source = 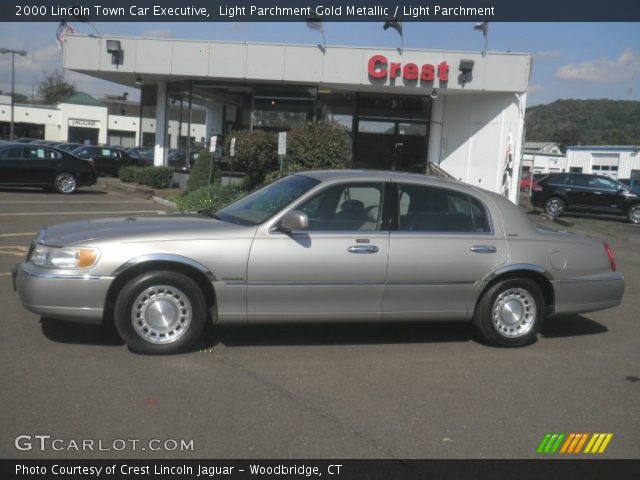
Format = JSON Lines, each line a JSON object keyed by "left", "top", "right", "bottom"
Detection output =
{"left": 118, "top": 166, "right": 175, "bottom": 189}
{"left": 186, "top": 149, "right": 216, "bottom": 192}
{"left": 175, "top": 183, "right": 246, "bottom": 212}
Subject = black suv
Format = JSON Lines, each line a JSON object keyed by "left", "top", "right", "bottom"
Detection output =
{"left": 531, "top": 173, "right": 640, "bottom": 224}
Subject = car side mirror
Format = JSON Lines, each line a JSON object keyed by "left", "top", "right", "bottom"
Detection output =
{"left": 279, "top": 210, "right": 308, "bottom": 233}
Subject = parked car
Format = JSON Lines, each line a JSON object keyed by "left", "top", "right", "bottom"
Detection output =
{"left": 53, "top": 142, "right": 84, "bottom": 153}
{"left": 531, "top": 172, "right": 640, "bottom": 224}
{"left": 71, "top": 145, "right": 137, "bottom": 176}
{"left": 13, "top": 171, "right": 624, "bottom": 354}
{"left": 0, "top": 143, "right": 97, "bottom": 193}
{"left": 520, "top": 173, "right": 533, "bottom": 192}
{"left": 618, "top": 178, "right": 640, "bottom": 194}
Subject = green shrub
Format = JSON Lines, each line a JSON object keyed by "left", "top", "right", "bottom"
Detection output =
{"left": 175, "top": 183, "right": 246, "bottom": 212}
{"left": 186, "top": 149, "right": 214, "bottom": 192}
{"left": 118, "top": 166, "right": 174, "bottom": 189}
{"left": 139, "top": 166, "right": 175, "bottom": 189}
{"left": 285, "top": 122, "right": 351, "bottom": 172}
{"left": 223, "top": 130, "right": 278, "bottom": 189}
{"left": 118, "top": 166, "right": 144, "bottom": 183}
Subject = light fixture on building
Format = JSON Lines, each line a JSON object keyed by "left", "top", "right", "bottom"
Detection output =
{"left": 459, "top": 59, "right": 475, "bottom": 84}
{"left": 135, "top": 75, "right": 143, "bottom": 85}
{"left": 430, "top": 89, "right": 439, "bottom": 99}
{"left": 106, "top": 40, "right": 123, "bottom": 65}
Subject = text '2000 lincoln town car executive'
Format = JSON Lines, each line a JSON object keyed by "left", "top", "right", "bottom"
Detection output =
{"left": 13, "top": 171, "right": 624, "bottom": 354}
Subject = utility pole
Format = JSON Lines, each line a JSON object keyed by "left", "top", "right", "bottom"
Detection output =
{"left": 0, "top": 48, "right": 28, "bottom": 140}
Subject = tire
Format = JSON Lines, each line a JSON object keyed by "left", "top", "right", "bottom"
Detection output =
{"left": 114, "top": 270, "right": 207, "bottom": 354}
{"left": 53, "top": 172, "right": 77, "bottom": 194}
{"left": 544, "top": 196, "right": 565, "bottom": 217}
{"left": 626, "top": 203, "right": 640, "bottom": 224}
{"left": 473, "top": 278, "right": 545, "bottom": 347}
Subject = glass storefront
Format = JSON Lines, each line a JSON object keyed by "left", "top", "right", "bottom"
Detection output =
{"left": 142, "top": 80, "right": 432, "bottom": 173}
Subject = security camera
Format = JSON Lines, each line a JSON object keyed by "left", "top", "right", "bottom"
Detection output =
{"left": 430, "top": 89, "right": 439, "bottom": 99}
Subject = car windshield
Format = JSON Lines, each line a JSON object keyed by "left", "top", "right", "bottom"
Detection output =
{"left": 215, "top": 175, "right": 320, "bottom": 226}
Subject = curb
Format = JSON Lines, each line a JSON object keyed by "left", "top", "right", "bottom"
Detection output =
{"left": 539, "top": 213, "right": 574, "bottom": 227}
{"left": 105, "top": 180, "right": 155, "bottom": 198}
{"left": 152, "top": 196, "right": 178, "bottom": 209}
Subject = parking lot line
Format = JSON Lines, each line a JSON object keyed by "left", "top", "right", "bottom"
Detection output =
{"left": 0, "top": 233, "right": 36, "bottom": 237}
{"left": 0, "top": 210, "right": 165, "bottom": 216}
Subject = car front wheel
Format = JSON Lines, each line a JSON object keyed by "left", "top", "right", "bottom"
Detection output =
{"left": 544, "top": 197, "right": 565, "bottom": 217}
{"left": 627, "top": 204, "right": 640, "bottom": 224}
{"left": 473, "top": 278, "right": 544, "bottom": 347}
{"left": 114, "top": 270, "right": 207, "bottom": 354}
{"left": 53, "top": 172, "right": 77, "bottom": 194}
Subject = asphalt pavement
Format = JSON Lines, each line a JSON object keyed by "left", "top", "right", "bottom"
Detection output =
{"left": 0, "top": 183, "right": 638, "bottom": 459}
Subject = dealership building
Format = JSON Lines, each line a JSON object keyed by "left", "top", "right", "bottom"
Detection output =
{"left": 566, "top": 146, "right": 640, "bottom": 180}
{"left": 60, "top": 35, "right": 531, "bottom": 201}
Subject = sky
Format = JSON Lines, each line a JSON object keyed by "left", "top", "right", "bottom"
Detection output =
{"left": 0, "top": 21, "right": 638, "bottom": 106}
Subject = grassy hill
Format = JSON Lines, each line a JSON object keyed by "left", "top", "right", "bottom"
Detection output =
{"left": 525, "top": 99, "right": 640, "bottom": 150}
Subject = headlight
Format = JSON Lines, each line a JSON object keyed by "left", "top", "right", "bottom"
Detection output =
{"left": 30, "top": 245, "right": 100, "bottom": 269}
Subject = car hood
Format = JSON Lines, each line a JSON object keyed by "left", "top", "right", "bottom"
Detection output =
{"left": 39, "top": 213, "right": 248, "bottom": 246}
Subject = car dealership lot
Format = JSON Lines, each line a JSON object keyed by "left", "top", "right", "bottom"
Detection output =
{"left": 0, "top": 185, "right": 638, "bottom": 459}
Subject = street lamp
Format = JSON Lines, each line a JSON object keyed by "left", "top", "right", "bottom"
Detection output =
{"left": 0, "top": 48, "right": 28, "bottom": 140}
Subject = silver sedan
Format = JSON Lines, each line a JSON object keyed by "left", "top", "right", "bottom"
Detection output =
{"left": 13, "top": 170, "right": 624, "bottom": 354}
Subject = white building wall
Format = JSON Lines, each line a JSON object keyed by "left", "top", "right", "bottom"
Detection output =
{"left": 567, "top": 148, "right": 640, "bottom": 179}
{"left": 58, "top": 103, "right": 108, "bottom": 144}
{"left": 440, "top": 92, "right": 525, "bottom": 202}
{"left": 0, "top": 103, "right": 60, "bottom": 138}
{"left": 522, "top": 153, "right": 567, "bottom": 173}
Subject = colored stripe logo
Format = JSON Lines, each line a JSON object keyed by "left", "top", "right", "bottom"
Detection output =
{"left": 537, "top": 433, "right": 613, "bottom": 454}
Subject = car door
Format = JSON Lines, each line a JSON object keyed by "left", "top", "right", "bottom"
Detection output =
{"left": 383, "top": 183, "right": 508, "bottom": 320}
{"left": 584, "top": 175, "right": 626, "bottom": 212}
{"left": 22, "top": 146, "right": 60, "bottom": 184}
{"left": 0, "top": 146, "right": 25, "bottom": 184}
{"left": 247, "top": 181, "right": 389, "bottom": 322}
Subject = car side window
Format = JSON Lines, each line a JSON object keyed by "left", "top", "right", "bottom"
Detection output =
{"left": 0, "top": 146, "right": 23, "bottom": 159}
{"left": 397, "top": 184, "right": 491, "bottom": 233}
{"left": 589, "top": 176, "right": 618, "bottom": 190}
{"left": 74, "top": 147, "right": 94, "bottom": 158}
{"left": 297, "top": 183, "right": 384, "bottom": 231}
{"left": 24, "top": 147, "right": 59, "bottom": 159}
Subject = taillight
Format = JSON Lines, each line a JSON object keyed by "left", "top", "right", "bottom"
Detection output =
{"left": 604, "top": 242, "right": 616, "bottom": 272}
{"left": 532, "top": 182, "right": 543, "bottom": 192}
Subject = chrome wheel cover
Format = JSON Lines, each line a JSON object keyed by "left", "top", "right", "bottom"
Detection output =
{"left": 55, "top": 174, "right": 76, "bottom": 193}
{"left": 131, "top": 285, "right": 192, "bottom": 344}
{"left": 629, "top": 205, "right": 640, "bottom": 224}
{"left": 545, "top": 198, "right": 563, "bottom": 216}
{"left": 492, "top": 288, "right": 537, "bottom": 338}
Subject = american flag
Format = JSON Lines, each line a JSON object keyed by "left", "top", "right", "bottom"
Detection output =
{"left": 56, "top": 21, "right": 75, "bottom": 49}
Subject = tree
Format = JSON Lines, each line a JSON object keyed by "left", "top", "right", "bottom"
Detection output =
{"left": 36, "top": 70, "right": 77, "bottom": 105}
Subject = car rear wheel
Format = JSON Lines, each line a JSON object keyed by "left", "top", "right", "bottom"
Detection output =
{"left": 544, "top": 197, "right": 565, "bottom": 217}
{"left": 53, "top": 172, "right": 77, "bottom": 194}
{"left": 114, "top": 271, "right": 207, "bottom": 354}
{"left": 473, "top": 278, "right": 544, "bottom": 347}
{"left": 627, "top": 204, "right": 640, "bottom": 224}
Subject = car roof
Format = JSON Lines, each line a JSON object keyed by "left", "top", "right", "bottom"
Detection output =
{"left": 299, "top": 169, "right": 463, "bottom": 186}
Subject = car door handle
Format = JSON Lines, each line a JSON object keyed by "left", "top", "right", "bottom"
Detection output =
{"left": 593, "top": 191, "right": 602, "bottom": 195}
{"left": 347, "top": 245, "right": 379, "bottom": 254}
{"left": 470, "top": 245, "right": 497, "bottom": 254}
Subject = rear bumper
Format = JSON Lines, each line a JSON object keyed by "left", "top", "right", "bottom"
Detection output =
{"left": 550, "top": 273, "right": 625, "bottom": 317}
{"left": 14, "top": 262, "right": 112, "bottom": 324}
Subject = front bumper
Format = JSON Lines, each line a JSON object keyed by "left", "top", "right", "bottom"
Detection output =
{"left": 551, "top": 273, "right": 625, "bottom": 317}
{"left": 13, "top": 261, "right": 113, "bottom": 324}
